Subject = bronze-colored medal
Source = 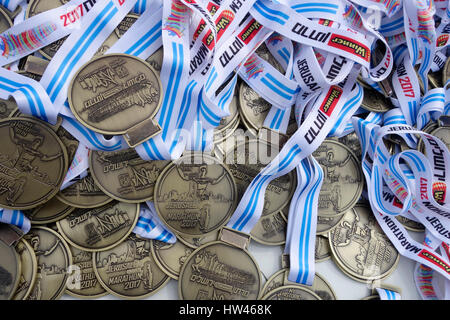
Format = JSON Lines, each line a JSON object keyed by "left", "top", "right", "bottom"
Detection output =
{"left": 313, "top": 140, "right": 363, "bottom": 217}
{"left": 250, "top": 211, "right": 286, "bottom": 246}
{"left": 150, "top": 239, "right": 194, "bottom": 280}
{"left": 396, "top": 215, "right": 425, "bottom": 232}
{"left": 316, "top": 213, "right": 345, "bottom": 235}
{"left": 68, "top": 54, "right": 163, "bottom": 147}
{"left": 239, "top": 82, "right": 271, "bottom": 133}
{"left": 178, "top": 238, "right": 261, "bottom": 300}
{"left": 12, "top": 238, "right": 38, "bottom": 300}
{"left": 0, "top": 118, "right": 68, "bottom": 210}
{"left": 360, "top": 86, "right": 392, "bottom": 113}
{"left": 178, "top": 230, "right": 220, "bottom": 249}
{"left": 315, "top": 235, "right": 331, "bottom": 262}
{"left": 116, "top": 14, "right": 139, "bottom": 37}
{"left": 66, "top": 245, "right": 107, "bottom": 299}
{"left": 262, "top": 269, "right": 336, "bottom": 300}
{"left": 56, "top": 201, "right": 140, "bottom": 252}
{"left": 155, "top": 153, "right": 237, "bottom": 238}
{"left": 329, "top": 204, "right": 400, "bottom": 282}
{"left": 89, "top": 148, "right": 169, "bottom": 203}
{"left": 146, "top": 47, "right": 164, "bottom": 74}
{"left": 0, "top": 235, "right": 21, "bottom": 300}
{"left": 24, "top": 226, "right": 72, "bottom": 300}
{"left": 261, "top": 285, "right": 321, "bottom": 300}
{"left": 55, "top": 126, "right": 79, "bottom": 167}
{"left": 23, "top": 196, "right": 75, "bottom": 225}
{"left": 0, "top": 5, "right": 12, "bottom": 33}
{"left": 93, "top": 234, "right": 170, "bottom": 299}
{"left": 9, "top": 108, "right": 63, "bottom": 132}
{"left": 0, "top": 98, "right": 18, "bottom": 120}
{"left": 56, "top": 172, "right": 112, "bottom": 208}
{"left": 336, "top": 132, "right": 363, "bottom": 161}
{"left": 225, "top": 139, "right": 296, "bottom": 217}
{"left": 443, "top": 56, "right": 450, "bottom": 84}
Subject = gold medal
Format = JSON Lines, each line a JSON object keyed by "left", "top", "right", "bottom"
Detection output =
{"left": 68, "top": 54, "right": 163, "bottom": 147}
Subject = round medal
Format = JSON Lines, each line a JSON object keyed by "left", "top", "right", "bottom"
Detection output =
{"left": 93, "top": 234, "right": 170, "bottom": 299}
{"left": 12, "top": 239, "right": 38, "bottom": 300}
{"left": 155, "top": 153, "right": 237, "bottom": 238}
{"left": 313, "top": 140, "right": 363, "bottom": 217}
{"left": 178, "top": 241, "right": 262, "bottom": 300}
{"left": 225, "top": 139, "right": 296, "bottom": 217}
{"left": 56, "top": 172, "right": 112, "bottom": 209}
{"left": 360, "top": 86, "right": 392, "bottom": 113}
{"left": 115, "top": 13, "right": 139, "bottom": 37}
{"left": 68, "top": 54, "right": 163, "bottom": 147}
{"left": 66, "top": 245, "right": 107, "bottom": 299}
{"left": 443, "top": 56, "right": 450, "bottom": 84}
{"left": 0, "top": 6, "right": 12, "bottom": 33}
{"left": 56, "top": 201, "right": 140, "bottom": 252}
{"left": 396, "top": 216, "right": 425, "bottom": 233}
{"left": 315, "top": 235, "right": 331, "bottom": 262}
{"left": 146, "top": 47, "right": 164, "bottom": 74}
{"left": 178, "top": 230, "right": 220, "bottom": 249}
{"left": 24, "top": 226, "right": 72, "bottom": 300}
{"left": 250, "top": 211, "right": 287, "bottom": 246}
{"left": 0, "top": 118, "right": 68, "bottom": 210}
{"left": 0, "top": 238, "right": 21, "bottom": 300}
{"left": 150, "top": 239, "right": 194, "bottom": 280}
{"left": 329, "top": 204, "right": 400, "bottom": 282}
{"left": 0, "top": 98, "right": 18, "bottom": 120}
{"left": 89, "top": 148, "right": 169, "bottom": 203}
{"left": 23, "top": 196, "right": 75, "bottom": 225}
{"left": 261, "top": 269, "right": 336, "bottom": 300}
{"left": 316, "top": 213, "right": 345, "bottom": 235}
{"left": 261, "top": 285, "right": 321, "bottom": 300}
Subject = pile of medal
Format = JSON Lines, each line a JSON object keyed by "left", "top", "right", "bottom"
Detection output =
{"left": 0, "top": 0, "right": 450, "bottom": 301}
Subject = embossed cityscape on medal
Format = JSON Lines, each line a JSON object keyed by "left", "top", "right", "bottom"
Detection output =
{"left": 69, "top": 54, "right": 162, "bottom": 146}
{"left": 90, "top": 149, "right": 168, "bottom": 203}
{"left": 155, "top": 154, "right": 236, "bottom": 237}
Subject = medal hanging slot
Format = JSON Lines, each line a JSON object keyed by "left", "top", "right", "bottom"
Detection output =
{"left": 0, "top": 224, "right": 23, "bottom": 247}
{"left": 124, "top": 117, "right": 162, "bottom": 148}
{"left": 219, "top": 226, "right": 251, "bottom": 250}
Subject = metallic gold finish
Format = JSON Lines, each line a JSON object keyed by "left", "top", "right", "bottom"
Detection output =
{"left": 329, "top": 204, "right": 400, "bottom": 282}
{"left": 68, "top": 54, "right": 163, "bottom": 147}
{"left": 56, "top": 201, "right": 140, "bottom": 252}
{"left": 93, "top": 234, "right": 170, "bottom": 299}
{"left": 66, "top": 245, "right": 108, "bottom": 299}
{"left": 24, "top": 226, "right": 72, "bottom": 300}
{"left": 155, "top": 153, "right": 237, "bottom": 237}
{"left": 178, "top": 241, "right": 262, "bottom": 300}
{"left": 261, "top": 268, "right": 336, "bottom": 300}
{"left": 0, "top": 118, "right": 68, "bottom": 210}
{"left": 313, "top": 140, "right": 363, "bottom": 217}
{"left": 150, "top": 239, "right": 194, "bottom": 280}
{"left": 13, "top": 239, "right": 37, "bottom": 300}
{"left": 90, "top": 148, "right": 169, "bottom": 203}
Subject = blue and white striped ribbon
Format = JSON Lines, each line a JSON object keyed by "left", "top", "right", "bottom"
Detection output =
{"left": 375, "top": 287, "right": 402, "bottom": 300}
{"left": 416, "top": 88, "right": 445, "bottom": 130}
{"left": 133, "top": 202, "right": 176, "bottom": 244}
{"left": 285, "top": 156, "right": 323, "bottom": 286}
{"left": 352, "top": 117, "right": 450, "bottom": 281}
{"left": 0, "top": 208, "right": 30, "bottom": 233}
{"left": 0, "top": 0, "right": 23, "bottom": 11}
{"left": 227, "top": 67, "right": 359, "bottom": 234}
